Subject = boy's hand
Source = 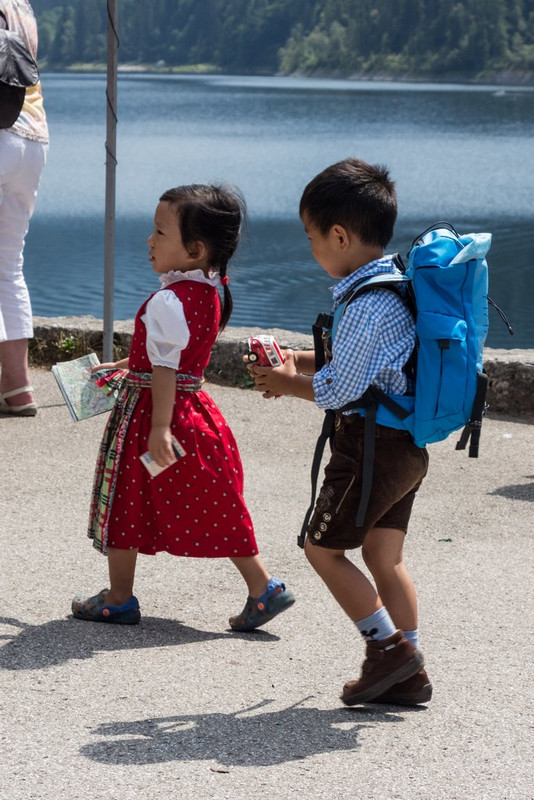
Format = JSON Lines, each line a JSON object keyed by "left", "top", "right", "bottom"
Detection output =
{"left": 148, "top": 425, "right": 176, "bottom": 467}
{"left": 248, "top": 349, "right": 297, "bottom": 399}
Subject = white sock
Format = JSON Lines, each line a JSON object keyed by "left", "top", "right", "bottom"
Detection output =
{"left": 355, "top": 606, "right": 397, "bottom": 642}
{"left": 403, "top": 629, "right": 419, "bottom": 648}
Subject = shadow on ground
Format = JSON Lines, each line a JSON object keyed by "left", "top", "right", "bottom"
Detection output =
{"left": 0, "top": 615, "right": 278, "bottom": 670}
{"left": 489, "top": 475, "right": 534, "bottom": 502}
{"left": 80, "top": 698, "right": 418, "bottom": 767}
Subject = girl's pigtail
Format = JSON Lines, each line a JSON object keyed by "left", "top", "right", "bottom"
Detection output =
{"left": 219, "top": 264, "right": 233, "bottom": 331}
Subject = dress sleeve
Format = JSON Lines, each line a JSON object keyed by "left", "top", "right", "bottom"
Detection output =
{"left": 143, "top": 290, "right": 190, "bottom": 369}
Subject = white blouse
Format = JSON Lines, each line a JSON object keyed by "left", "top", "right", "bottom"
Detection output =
{"left": 142, "top": 269, "right": 221, "bottom": 369}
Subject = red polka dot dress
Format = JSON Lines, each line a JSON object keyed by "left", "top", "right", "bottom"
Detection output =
{"left": 88, "top": 276, "right": 258, "bottom": 558}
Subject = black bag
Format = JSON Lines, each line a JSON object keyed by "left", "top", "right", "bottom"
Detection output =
{"left": 0, "top": 12, "right": 39, "bottom": 129}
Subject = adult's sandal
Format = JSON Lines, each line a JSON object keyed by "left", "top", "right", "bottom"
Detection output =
{"left": 0, "top": 385, "right": 37, "bottom": 416}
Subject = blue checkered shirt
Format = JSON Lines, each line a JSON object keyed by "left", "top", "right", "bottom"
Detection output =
{"left": 313, "top": 256, "right": 415, "bottom": 411}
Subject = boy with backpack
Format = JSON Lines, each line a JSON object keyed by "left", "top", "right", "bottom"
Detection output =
{"left": 249, "top": 157, "right": 432, "bottom": 705}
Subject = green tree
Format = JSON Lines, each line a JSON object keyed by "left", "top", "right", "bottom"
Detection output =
{"left": 31, "top": 0, "right": 534, "bottom": 78}
{"left": 48, "top": 6, "right": 77, "bottom": 66}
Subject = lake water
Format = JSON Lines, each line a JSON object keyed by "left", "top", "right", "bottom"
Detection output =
{"left": 25, "top": 73, "right": 534, "bottom": 348}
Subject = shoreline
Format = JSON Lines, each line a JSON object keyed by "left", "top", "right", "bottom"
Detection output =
{"left": 40, "top": 64, "right": 534, "bottom": 88}
{"left": 30, "top": 315, "right": 534, "bottom": 420}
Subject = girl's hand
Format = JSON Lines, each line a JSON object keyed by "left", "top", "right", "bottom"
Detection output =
{"left": 148, "top": 425, "right": 176, "bottom": 467}
{"left": 249, "top": 349, "right": 298, "bottom": 399}
{"left": 90, "top": 361, "right": 117, "bottom": 375}
{"left": 90, "top": 356, "right": 130, "bottom": 375}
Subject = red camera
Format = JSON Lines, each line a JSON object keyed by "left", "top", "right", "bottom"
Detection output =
{"left": 247, "top": 335, "right": 285, "bottom": 367}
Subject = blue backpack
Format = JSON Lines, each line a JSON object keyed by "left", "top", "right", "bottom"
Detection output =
{"left": 299, "top": 222, "right": 513, "bottom": 547}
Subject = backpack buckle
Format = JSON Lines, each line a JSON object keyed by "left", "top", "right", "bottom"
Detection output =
{"left": 314, "top": 312, "right": 332, "bottom": 329}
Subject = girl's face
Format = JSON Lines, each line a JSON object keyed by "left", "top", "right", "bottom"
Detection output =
{"left": 147, "top": 201, "right": 207, "bottom": 275}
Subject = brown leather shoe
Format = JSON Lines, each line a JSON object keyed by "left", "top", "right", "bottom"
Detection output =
{"left": 341, "top": 630, "right": 424, "bottom": 706}
{"left": 370, "top": 668, "right": 433, "bottom": 705}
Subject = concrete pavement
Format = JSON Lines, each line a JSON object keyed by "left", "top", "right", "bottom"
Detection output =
{"left": 0, "top": 368, "right": 533, "bottom": 800}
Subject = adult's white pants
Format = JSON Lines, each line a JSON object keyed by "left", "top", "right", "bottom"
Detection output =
{"left": 0, "top": 130, "right": 47, "bottom": 341}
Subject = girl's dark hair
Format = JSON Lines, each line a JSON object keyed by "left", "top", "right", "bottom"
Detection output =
{"left": 159, "top": 184, "right": 245, "bottom": 331}
{"left": 299, "top": 157, "right": 397, "bottom": 248}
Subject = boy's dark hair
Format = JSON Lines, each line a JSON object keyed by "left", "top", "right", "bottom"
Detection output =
{"left": 159, "top": 184, "right": 246, "bottom": 331}
{"left": 299, "top": 157, "right": 397, "bottom": 248}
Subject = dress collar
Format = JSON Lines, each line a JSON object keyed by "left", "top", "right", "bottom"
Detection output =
{"left": 158, "top": 268, "right": 221, "bottom": 289}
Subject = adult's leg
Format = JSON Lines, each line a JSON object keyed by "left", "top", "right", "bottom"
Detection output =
{"left": 0, "top": 339, "right": 32, "bottom": 404}
{"left": 0, "top": 134, "right": 46, "bottom": 404}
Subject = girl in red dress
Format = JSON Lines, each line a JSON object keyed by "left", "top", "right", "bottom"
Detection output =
{"left": 72, "top": 184, "right": 295, "bottom": 631}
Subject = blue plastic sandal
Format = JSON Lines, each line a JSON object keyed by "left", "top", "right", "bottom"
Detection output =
{"left": 71, "top": 589, "right": 141, "bottom": 624}
{"left": 229, "top": 577, "right": 295, "bottom": 632}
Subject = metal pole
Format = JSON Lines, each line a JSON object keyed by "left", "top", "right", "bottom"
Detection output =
{"left": 103, "top": 0, "right": 118, "bottom": 362}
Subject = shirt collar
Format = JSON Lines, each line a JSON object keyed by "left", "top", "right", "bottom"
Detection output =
{"left": 331, "top": 255, "right": 398, "bottom": 304}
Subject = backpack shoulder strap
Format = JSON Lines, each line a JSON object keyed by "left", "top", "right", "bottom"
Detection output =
{"left": 343, "top": 271, "right": 410, "bottom": 304}
{"left": 332, "top": 270, "right": 414, "bottom": 341}
{"left": 313, "top": 268, "right": 415, "bottom": 372}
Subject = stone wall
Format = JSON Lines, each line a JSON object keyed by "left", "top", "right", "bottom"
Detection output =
{"left": 31, "top": 316, "right": 534, "bottom": 420}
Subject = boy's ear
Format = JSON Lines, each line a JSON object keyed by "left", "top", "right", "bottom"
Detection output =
{"left": 331, "top": 224, "right": 350, "bottom": 250}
